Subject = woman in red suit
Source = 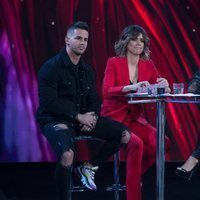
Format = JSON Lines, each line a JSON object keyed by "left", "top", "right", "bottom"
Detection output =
{"left": 101, "top": 25, "right": 171, "bottom": 200}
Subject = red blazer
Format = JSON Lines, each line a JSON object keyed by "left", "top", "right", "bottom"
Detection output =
{"left": 101, "top": 57, "right": 160, "bottom": 124}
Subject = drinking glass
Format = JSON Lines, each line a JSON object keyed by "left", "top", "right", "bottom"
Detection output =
{"left": 147, "top": 84, "right": 158, "bottom": 95}
{"left": 173, "top": 83, "right": 184, "bottom": 94}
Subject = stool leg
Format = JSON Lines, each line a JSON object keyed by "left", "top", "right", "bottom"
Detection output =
{"left": 68, "top": 167, "right": 72, "bottom": 200}
{"left": 114, "top": 152, "right": 120, "bottom": 200}
{"left": 106, "top": 151, "right": 126, "bottom": 197}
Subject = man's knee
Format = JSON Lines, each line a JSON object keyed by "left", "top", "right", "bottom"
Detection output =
{"left": 60, "top": 149, "right": 74, "bottom": 167}
{"left": 53, "top": 123, "right": 69, "bottom": 131}
{"left": 121, "top": 130, "right": 131, "bottom": 144}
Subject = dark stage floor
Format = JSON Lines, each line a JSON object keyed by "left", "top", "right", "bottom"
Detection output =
{"left": 0, "top": 162, "right": 200, "bottom": 200}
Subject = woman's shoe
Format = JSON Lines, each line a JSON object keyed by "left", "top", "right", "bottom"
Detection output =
{"left": 175, "top": 163, "right": 199, "bottom": 181}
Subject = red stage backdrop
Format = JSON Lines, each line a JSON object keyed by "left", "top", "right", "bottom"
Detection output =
{"left": 0, "top": 0, "right": 200, "bottom": 162}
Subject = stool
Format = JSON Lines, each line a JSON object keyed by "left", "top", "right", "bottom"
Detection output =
{"left": 72, "top": 135, "right": 126, "bottom": 200}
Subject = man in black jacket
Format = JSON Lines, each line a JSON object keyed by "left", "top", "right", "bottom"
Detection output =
{"left": 37, "top": 21, "right": 132, "bottom": 200}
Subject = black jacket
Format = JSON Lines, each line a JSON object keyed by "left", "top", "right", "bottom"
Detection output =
{"left": 36, "top": 48, "right": 101, "bottom": 125}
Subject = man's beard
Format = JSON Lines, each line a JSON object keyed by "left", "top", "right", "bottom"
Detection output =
{"left": 73, "top": 48, "right": 85, "bottom": 56}
{"left": 74, "top": 51, "right": 82, "bottom": 56}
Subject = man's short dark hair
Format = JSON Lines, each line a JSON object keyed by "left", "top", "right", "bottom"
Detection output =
{"left": 66, "top": 21, "right": 89, "bottom": 36}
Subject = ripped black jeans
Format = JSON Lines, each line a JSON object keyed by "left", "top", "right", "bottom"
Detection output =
{"left": 40, "top": 116, "right": 128, "bottom": 166}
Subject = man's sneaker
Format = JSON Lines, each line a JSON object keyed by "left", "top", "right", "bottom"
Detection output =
{"left": 75, "top": 162, "right": 98, "bottom": 190}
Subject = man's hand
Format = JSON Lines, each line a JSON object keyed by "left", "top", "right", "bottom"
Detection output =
{"left": 80, "top": 124, "right": 93, "bottom": 132}
{"left": 76, "top": 112, "right": 98, "bottom": 129}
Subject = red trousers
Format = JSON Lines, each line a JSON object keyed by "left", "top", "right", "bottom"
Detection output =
{"left": 123, "top": 120, "right": 171, "bottom": 200}
{"left": 125, "top": 133, "right": 143, "bottom": 200}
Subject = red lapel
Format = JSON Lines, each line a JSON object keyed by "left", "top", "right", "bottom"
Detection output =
{"left": 119, "top": 57, "right": 130, "bottom": 85}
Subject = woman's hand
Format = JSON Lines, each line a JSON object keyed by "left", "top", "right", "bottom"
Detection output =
{"left": 122, "top": 81, "right": 150, "bottom": 92}
{"left": 156, "top": 78, "right": 171, "bottom": 93}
